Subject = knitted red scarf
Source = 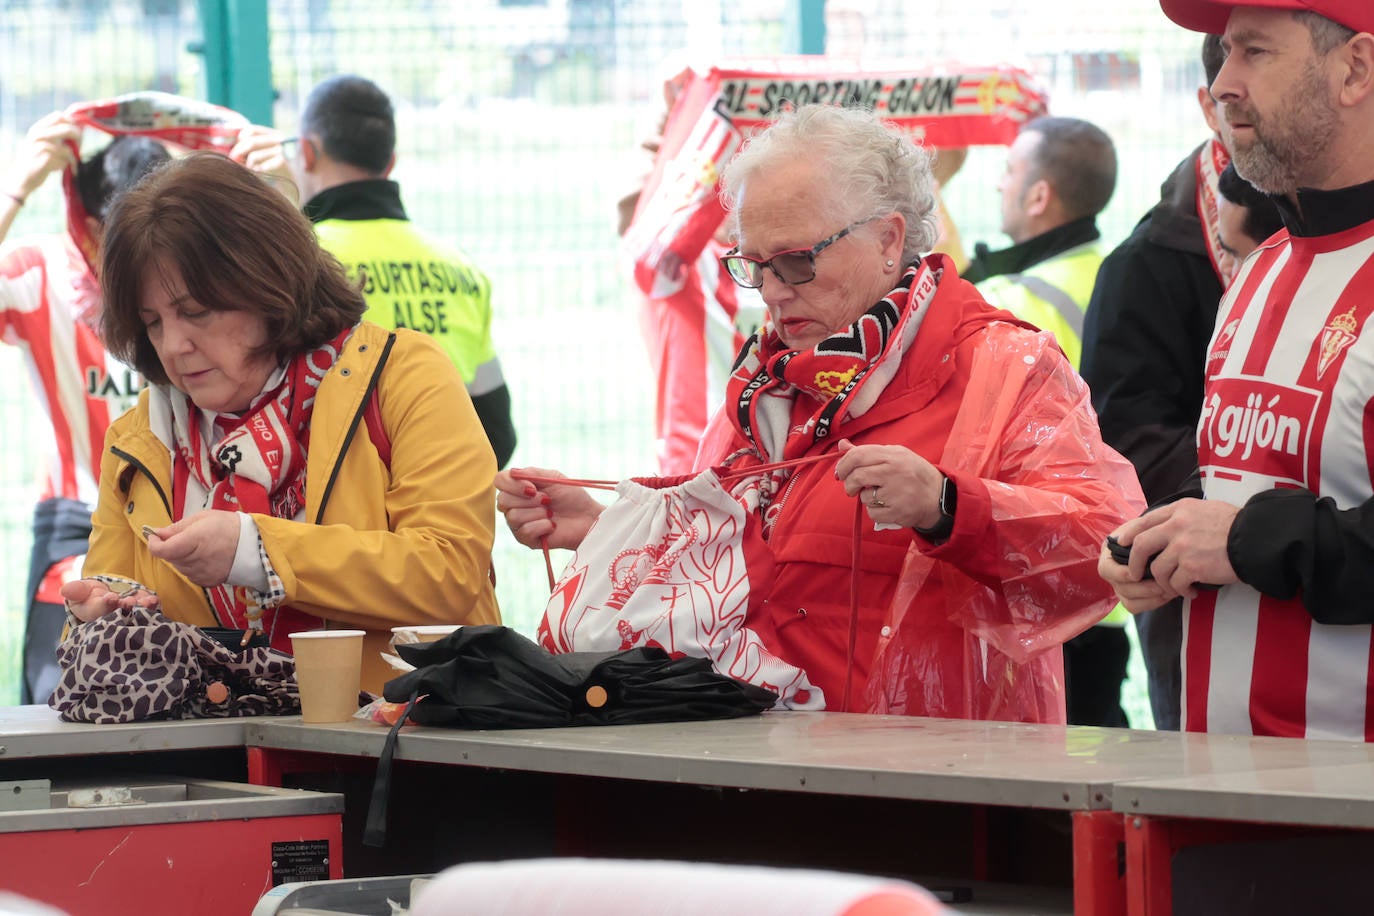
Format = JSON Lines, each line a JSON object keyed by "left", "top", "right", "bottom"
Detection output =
{"left": 168, "top": 326, "right": 352, "bottom": 638}
{"left": 723, "top": 259, "right": 939, "bottom": 463}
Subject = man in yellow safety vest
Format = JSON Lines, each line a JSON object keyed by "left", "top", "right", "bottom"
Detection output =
{"left": 238, "top": 75, "right": 516, "bottom": 468}
{"left": 971, "top": 116, "right": 1116, "bottom": 369}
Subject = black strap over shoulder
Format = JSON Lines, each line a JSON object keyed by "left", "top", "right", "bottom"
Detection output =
{"left": 315, "top": 331, "right": 397, "bottom": 523}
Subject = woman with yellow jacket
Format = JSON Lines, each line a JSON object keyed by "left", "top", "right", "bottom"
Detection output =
{"left": 60, "top": 152, "right": 499, "bottom": 694}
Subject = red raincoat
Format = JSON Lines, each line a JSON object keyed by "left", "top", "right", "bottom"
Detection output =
{"left": 697, "top": 253, "right": 1145, "bottom": 722}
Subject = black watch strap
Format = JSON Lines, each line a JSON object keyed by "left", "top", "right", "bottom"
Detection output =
{"left": 914, "top": 475, "right": 956, "bottom": 541}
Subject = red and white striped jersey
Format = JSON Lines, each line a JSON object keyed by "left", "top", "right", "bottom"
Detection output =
{"left": 1190, "top": 218, "right": 1374, "bottom": 740}
{"left": 0, "top": 234, "right": 142, "bottom": 505}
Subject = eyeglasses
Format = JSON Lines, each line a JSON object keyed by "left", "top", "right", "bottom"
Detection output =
{"left": 279, "top": 136, "right": 299, "bottom": 159}
{"left": 720, "top": 219, "right": 871, "bottom": 289}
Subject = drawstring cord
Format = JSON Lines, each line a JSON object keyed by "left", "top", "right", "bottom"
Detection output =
{"left": 511, "top": 473, "right": 617, "bottom": 591}
{"left": 513, "top": 455, "right": 865, "bottom": 712}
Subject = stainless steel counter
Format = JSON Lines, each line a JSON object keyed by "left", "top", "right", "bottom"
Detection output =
{"left": 1114, "top": 759, "right": 1374, "bottom": 828}
{"left": 0, "top": 704, "right": 246, "bottom": 760}
{"left": 8, "top": 704, "right": 1374, "bottom": 817}
{"left": 12, "top": 704, "right": 1374, "bottom": 914}
{"left": 241, "top": 711, "right": 1374, "bottom": 812}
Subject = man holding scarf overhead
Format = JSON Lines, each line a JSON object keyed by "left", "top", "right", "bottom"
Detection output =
{"left": 0, "top": 104, "right": 175, "bottom": 703}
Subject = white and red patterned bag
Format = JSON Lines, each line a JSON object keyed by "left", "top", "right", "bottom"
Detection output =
{"left": 536, "top": 467, "right": 825, "bottom": 709}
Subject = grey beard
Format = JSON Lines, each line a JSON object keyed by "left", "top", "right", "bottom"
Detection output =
{"left": 1231, "top": 145, "right": 1300, "bottom": 197}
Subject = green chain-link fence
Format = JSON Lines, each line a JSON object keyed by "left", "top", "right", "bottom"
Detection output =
{"left": 0, "top": 0, "right": 1208, "bottom": 720}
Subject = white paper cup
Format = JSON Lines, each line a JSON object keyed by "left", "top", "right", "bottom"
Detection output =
{"left": 390, "top": 624, "right": 461, "bottom": 646}
{"left": 289, "top": 629, "right": 366, "bottom": 723}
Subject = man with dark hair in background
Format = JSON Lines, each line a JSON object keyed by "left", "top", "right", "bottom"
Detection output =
{"left": 237, "top": 75, "right": 517, "bottom": 468}
{"left": 1215, "top": 160, "right": 1283, "bottom": 285}
{"left": 1080, "top": 34, "right": 1229, "bottom": 730}
{"left": 0, "top": 111, "right": 170, "bottom": 702}
{"left": 970, "top": 115, "right": 1126, "bottom": 726}
{"left": 974, "top": 115, "right": 1117, "bottom": 369}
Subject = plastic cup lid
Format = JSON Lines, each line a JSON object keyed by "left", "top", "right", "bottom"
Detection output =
{"left": 288, "top": 629, "right": 367, "bottom": 639}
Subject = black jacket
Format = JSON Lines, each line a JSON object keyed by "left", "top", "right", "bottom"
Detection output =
{"left": 962, "top": 215, "right": 1102, "bottom": 285}
{"left": 1081, "top": 144, "right": 1221, "bottom": 505}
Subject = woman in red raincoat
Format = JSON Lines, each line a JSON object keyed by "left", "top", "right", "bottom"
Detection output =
{"left": 498, "top": 104, "right": 1144, "bottom": 723}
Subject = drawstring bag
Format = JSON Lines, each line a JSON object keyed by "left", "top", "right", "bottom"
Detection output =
{"left": 530, "top": 461, "right": 834, "bottom": 710}
{"left": 49, "top": 604, "right": 299, "bottom": 723}
{"left": 532, "top": 262, "right": 938, "bottom": 712}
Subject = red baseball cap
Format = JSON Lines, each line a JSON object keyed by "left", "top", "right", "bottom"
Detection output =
{"left": 1160, "top": 0, "right": 1374, "bottom": 35}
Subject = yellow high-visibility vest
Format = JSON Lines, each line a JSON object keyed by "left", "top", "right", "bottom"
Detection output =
{"left": 315, "top": 218, "right": 503, "bottom": 395}
{"left": 978, "top": 241, "right": 1127, "bottom": 628}
{"left": 975, "top": 241, "right": 1104, "bottom": 370}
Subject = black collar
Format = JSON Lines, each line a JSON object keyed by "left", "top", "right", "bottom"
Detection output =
{"left": 1273, "top": 178, "right": 1374, "bottom": 238}
{"left": 302, "top": 179, "right": 407, "bottom": 223}
{"left": 962, "top": 216, "right": 1101, "bottom": 284}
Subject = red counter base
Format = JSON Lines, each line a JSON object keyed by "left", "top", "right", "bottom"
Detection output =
{"left": 0, "top": 813, "right": 342, "bottom": 916}
{"left": 1073, "top": 810, "right": 1126, "bottom": 916}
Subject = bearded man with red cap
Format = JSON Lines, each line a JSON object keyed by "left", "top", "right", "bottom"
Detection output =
{"left": 1100, "top": 0, "right": 1374, "bottom": 740}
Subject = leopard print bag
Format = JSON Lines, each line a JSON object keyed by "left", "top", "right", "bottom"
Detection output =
{"left": 49, "top": 602, "right": 300, "bottom": 723}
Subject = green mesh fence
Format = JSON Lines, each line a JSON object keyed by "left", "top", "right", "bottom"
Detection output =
{"left": 0, "top": 0, "right": 1206, "bottom": 721}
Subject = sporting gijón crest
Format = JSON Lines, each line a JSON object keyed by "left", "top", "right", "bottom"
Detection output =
{"left": 1318, "top": 304, "right": 1359, "bottom": 380}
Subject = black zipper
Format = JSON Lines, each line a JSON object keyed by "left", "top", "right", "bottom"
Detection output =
{"left": 314, "top": 332, "right": 396, "bottom": 524}
{"left": 111, "top": 445, "right": 172, "bottom": 517}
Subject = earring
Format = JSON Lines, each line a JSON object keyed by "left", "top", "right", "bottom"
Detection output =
{"left": 885, "top": 258, "right": 895, "bottom": 267}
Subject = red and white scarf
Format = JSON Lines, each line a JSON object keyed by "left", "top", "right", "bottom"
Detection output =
{"left": 1195, "top": 136, "right": 1231, "bottom": 284}
{"left": 724, "top": 260, "right": 940, "bottom": 464}
{"left": 152, "top": 326, "right": 352, "bottom": 632}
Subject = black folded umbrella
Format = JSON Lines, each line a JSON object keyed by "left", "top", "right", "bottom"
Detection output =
{"left": 382, "top": 624, "right": 778, "bottom": 728}
{"left": 364, "top": 625, "right": 778, "bottom": 846}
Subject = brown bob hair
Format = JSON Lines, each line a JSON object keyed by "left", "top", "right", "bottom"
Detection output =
{"left": 100, "top": 151, "right": 366, "bottom": 384}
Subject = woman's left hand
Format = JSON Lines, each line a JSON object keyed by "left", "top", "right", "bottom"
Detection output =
{"left": 61, "top": 578, "right": 158, "bottom": 622}
{"left": 146, "top": 510, "right": 241, "bottom": 587}
{"left": 835, "top": 439, "right": 944, "bottom": 529}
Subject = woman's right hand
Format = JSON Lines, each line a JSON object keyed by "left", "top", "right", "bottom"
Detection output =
{"left": 230, "top": 125, "right": 298, "bottom": 207}
{"left": 8, "top": 111, "right": 80, "bottom": 201}
{"left": 495, "top": 467, "right": 603, "bottom": 551}
{"left": 60, "top": 578, "right": 158, "bottom": 623}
